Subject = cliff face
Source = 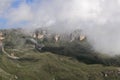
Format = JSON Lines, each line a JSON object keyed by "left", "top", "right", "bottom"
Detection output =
{"left": 0, "top": 32, "right": 4, "bottom": 52}
{"left": 0, "top": 42, "right": 3, "bottom": 52}
{"left": 32, "top": 29, "right": 86, "bottom": 42}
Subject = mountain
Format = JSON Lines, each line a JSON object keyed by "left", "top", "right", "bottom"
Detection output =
{"left": 0, "top": 28, "right": 120, "bottom": 80}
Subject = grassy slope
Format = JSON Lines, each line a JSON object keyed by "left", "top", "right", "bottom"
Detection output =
{"left": 0, "top": 29, "right": 120, "bottom": 80}
{"left": 0, "top": 50, "right": 119, "bottom": 80}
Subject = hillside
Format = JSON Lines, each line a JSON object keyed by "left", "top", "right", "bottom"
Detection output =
{"left": 0, "top": 29, "right": 120, "bottom": 80}
{"left": 0, "top": 50, "right": 120, "bottom": 80}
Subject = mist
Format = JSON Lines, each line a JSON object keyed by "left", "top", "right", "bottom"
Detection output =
{"left": 2, "top": 0, "right": 120, "bottom": 56}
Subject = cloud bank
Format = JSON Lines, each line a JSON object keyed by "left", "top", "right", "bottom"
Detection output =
{"left": 1, "top": 0, "right": 120, "bottom": 55}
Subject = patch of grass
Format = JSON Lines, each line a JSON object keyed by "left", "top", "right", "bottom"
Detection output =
{"left": 0, "top": 51, "right": 119, "bottom": 80}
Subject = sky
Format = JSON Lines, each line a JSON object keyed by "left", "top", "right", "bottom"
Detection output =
{"left": 1, "top": 0, "right": 120, "bottom": 55}
{"left": 0, "top": 0, "right": 104, "bottom": 29}
{"left": 0, "top": 0, "right": 36, "bottom": 29}
{"left": 0, "top": 0, "right": 118, "bottom": 29}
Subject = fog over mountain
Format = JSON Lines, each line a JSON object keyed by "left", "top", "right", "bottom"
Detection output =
{"left": 1, "top": 0, "right": 120, "bottom": 55}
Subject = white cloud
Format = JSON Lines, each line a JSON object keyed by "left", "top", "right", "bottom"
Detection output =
{"left": 3, "top": 0, "right": 120, "bottom": 55}
{"left": 6, "top": 3, "right": 33, "bottom": 24}
{"left": 0, "top": 0, "right": 12, "bottom": 16}
{"left": 5, "top": 0, "right": 104, "bottom": 27}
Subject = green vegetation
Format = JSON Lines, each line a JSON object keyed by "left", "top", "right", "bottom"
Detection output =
{"left": 0, "top": 29, "right": 119, "bottom": 80}
{"left": 0, "top": 51, "right": 120, "bottom": 80}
